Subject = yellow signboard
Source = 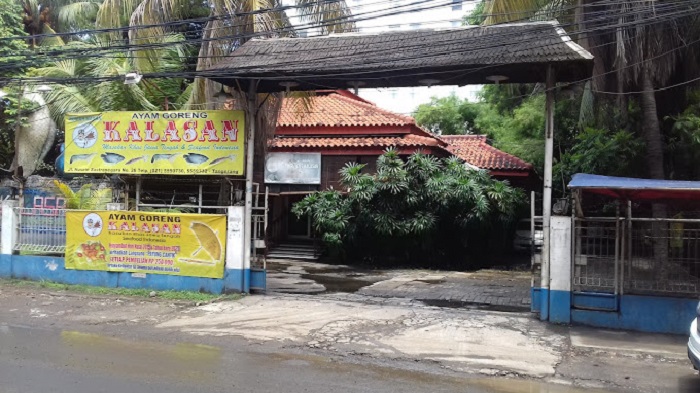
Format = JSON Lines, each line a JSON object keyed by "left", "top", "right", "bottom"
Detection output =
{"left": 64, "top": 110, "right": 245, "bottom": 175}
{"left": 65, "top": 211, "right": 226, "bottom": 279}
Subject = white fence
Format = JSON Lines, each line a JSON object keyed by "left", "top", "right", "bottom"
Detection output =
{"left": 13, "top": 208, "right": 67, "bottom": 255}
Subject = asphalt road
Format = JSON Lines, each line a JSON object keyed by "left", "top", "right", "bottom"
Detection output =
{"left": 0, "top": 323, "right": 616, "bottom": 393}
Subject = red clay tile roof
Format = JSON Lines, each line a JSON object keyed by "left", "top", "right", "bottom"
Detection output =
{"left": 442, "top": 135, "right": 532, "bottom": 171}
{"left": 277, "top": 91, "right": 415, "bottom": 128}
{"left": 270, "top": 134, "right": 442, "bottom": 149}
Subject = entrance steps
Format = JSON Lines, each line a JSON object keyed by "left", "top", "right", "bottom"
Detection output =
{"left": 267, "top": 242, "right": 319, "bottom": 261}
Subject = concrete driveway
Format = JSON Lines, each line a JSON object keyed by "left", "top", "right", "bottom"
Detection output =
{"left": 265, "top": 259, "right": 531, "bottom": 311}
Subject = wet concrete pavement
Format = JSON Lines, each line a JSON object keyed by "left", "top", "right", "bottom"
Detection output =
{"left": 1, "top": 323, "right": 617, "bottom": 393}
{"left": 2, "top": 280, "right": 700, "bottom": 392}
{"left": 266, "top": 259, "right": 531, "bottom": 311}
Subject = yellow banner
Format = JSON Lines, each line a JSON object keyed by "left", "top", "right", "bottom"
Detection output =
{"left": 64, "top": 110, "right": 245, "bottom": 175}
{"left": 66, "top": 211, "right": 226, "bottom": 279}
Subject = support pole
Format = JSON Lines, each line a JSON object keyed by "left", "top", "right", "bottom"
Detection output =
{"left": 541, "top": 65, "right": 555, "bottom": 321}
{"left": 242, "top": 81, "right": 257, "bottom": 293}
{"left": 12, "top": 82, "right": 22, "bottom": 176}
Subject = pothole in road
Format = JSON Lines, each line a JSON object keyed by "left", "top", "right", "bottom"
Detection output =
{"left": 300, "top": 274, "right": 375, "bottom": 294}
{"left": 419, "top": 299, "right": 528, "bottom": 313}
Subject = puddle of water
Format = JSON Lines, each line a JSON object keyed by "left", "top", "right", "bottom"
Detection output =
{"left": 415, "top": 279, "right": 446, "bottom": 284}
{"left": 267, "top": 352, "right": 617, "bottom": 393}
{"left": 470, "top": 379, "right": 614, "bottom": 393}
{"left": 56, "top": 330, "right": 224, "bottom": 383}
{"left": 300, "top": 273, "right": 374, "bottom": 293}
{"left": 419, "top": 299, "right": 528, "bottom": 313}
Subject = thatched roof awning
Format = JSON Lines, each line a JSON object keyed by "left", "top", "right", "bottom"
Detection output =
{"left": 205, "top": 21, "right": 593, "bottom": 92}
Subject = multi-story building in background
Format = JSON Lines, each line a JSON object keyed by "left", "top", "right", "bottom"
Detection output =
{"left": 281, "top": 0, "right": 481, "bottom": 115}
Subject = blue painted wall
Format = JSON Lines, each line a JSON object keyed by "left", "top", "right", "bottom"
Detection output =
{"left": 572, "top": 294, "right": 698, "bottom": 335}
{"left": 549, "top": 289, "right": 571, "bottom": 324}
{"left": 531, "top": 287, "right": 541, "bottom": 313}
{"left": 539, "top": 288, "right": 550, "bottom": 321}
{"left": 572, "top": 292, "right": 618, "bottom": 311}
{"left": 0, "top": 254, "right": 254, "bottom": 294}
{"left": 250, "top": 269, "right": 266, "bottom": 292}
{"left": 533, "top": 285, "right": 697, "bottom": 334}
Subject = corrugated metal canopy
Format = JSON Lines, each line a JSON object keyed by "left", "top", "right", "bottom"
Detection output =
{"left": 569, "top": 174, "right": 700, "bottom": 200}
{"left": 204, "top": 21, "right": 593, "bottom": 92}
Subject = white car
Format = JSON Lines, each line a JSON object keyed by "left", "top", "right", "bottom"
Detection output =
{"left": 513, "top": 218, "right": 543, "bottom": 252}
{"left": 689, "top": 303, "right": 700, "bottom": 370}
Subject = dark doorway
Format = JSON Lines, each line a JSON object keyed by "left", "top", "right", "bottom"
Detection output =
{"left": 287, "top": 207, "right": 311, "bottom": 238}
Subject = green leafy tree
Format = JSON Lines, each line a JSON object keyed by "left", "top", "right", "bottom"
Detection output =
{"left": 413, "top": 93, "right": 484, "bottom": 135}
{"left": 30, "top": 38, "right": 188, "bottom": 125}
{"left": 554, "top": 128, "right": 643, "bottom": 193}
{"left": 0, "top": 0, "right": 28, "bottom": 78}
{"left": 480, "top": 0, "right": 700, "bottom": 181}
{"left": 667, "top": 90, "right": 700, "bottom": 180}
{"left": 464, "top": 0, "right": 485, "bottom": 25}
{"left": 293, "top": 149, "right": 524, "bottom": 267}
{"left": 53, "top": 179, "right": 112, "bottom": 209}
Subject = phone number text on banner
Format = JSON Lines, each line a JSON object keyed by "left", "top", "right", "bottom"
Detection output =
{"left": 64, "top": 110, "right": 245, "bottom": 175}
{"left": 66, "top": 211, "right": 226, "bottom": 279}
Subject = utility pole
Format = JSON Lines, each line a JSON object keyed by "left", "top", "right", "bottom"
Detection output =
{"left": 12, "top": 82, "right": 24, "bottom": 201}
{"left": 541, "top": 65, "right": 555, "bottom": 321}
{"left": 12, "top": 82, "right": 22, "bottom": 175}
{"left": 242, "top": 80, "right": 258, "bottom": 293}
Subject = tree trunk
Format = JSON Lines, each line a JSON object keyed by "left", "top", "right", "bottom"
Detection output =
{"left": 640, "top": 68, "right": 664, "bottom": 180}
{"left": 640, "top": 67, "right": 669, "bottom": 279}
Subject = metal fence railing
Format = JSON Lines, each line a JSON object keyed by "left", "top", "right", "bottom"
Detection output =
{"left": 572, "top": 217, "right": 700, "bottom": 297}
{"left": 626, "top": 218, "right": 700, "bottom": 295}
{"left": 573, "top": 218, "right": 620, "bottom": 293}
{"left": 14, "top": 208, "right": 66, "bottom": 255}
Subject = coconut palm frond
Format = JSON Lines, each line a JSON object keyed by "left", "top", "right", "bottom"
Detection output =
{"left": 83, "top": 54, "right": 158, "bottom": 111}
{"left": 42, "top": 85, "right": 96, "bottom": 126}
{"left": 191, "top": 17, "right": 234, "bottom": 109}
{"left": 30, "top": 59, "right": 79, "bottom": 79}
{"left": 285, "top": 91, "right": 316, "bottom": 120}
{"left": 256, "top": 92, "right": 284, "bottom": 156}
{"left": 40, "top": 24, "right": 65, "bottom": 47}
{"left": 82, "top": 187, "right": 113, "bottom": 210}
{"left": 295, "top": 0, "right": 355, "bottom": 34}
{"left": 530, "top": 0, "right": 572, "bottom": 22}
{"left": 96, "top": 0, "right": 139, "bottom": 29}
{"left": 483, "top": 0, "right": 544, "bottom": 25}
{"left": 53, "top": 180, "right": 78, "bottom": 209}
{"left": 175, "top": 81, "right": 196, "bottom": 109}
{"left": 58, "top": 1, "right": 101, "bottom": 30}
{"left": 578, "top": 81, "right": 594, "bottom": 128}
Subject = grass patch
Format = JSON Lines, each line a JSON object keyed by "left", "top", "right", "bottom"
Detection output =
{"left": 1, "top": 279, "right": 242, "bottom": 302}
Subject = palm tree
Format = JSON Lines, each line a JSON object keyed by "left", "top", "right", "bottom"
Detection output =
{"left": 481, "top": 0, "right": 700, "bottom": 181}
{"left": 22, "top": 0, "right": 354, "bottom": 160}
{"left": 1, "top": 35, "right": 187, "bottom": 175}
{"left": 31, "top": 36, "right": 188, "bottom": 122}
{"left": 90, "top": 0, "right": 354, "bottom": 107}
{"left": 20, "top": 0, "right": 103, "bottom": 47}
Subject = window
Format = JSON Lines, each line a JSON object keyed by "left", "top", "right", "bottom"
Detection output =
{"left": 451, "top": 20, "right": 461, "bottom": 27}
{"left": 389, "top": 24, "right": 400, "bottom": 30}
{"left": 451, "top": 0, "right": 462, "bottom": 11}
{"left": 298, "top": 30, "right": 307, "bottom": 38}
{"left": 410, "top": 23, "right": 421, "bottom": 29}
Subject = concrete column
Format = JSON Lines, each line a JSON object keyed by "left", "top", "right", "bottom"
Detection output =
{"left": 0, "top": 200, "right": 18, "bottom": 278}
{"left": 1, "top": 200, "right": 19, "bottom": 255}
{"left": 224, "top": 206, "right": 247, "bottom": 292}
{"left": 549, "top": 215, "right": 572, "bottom": 324}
